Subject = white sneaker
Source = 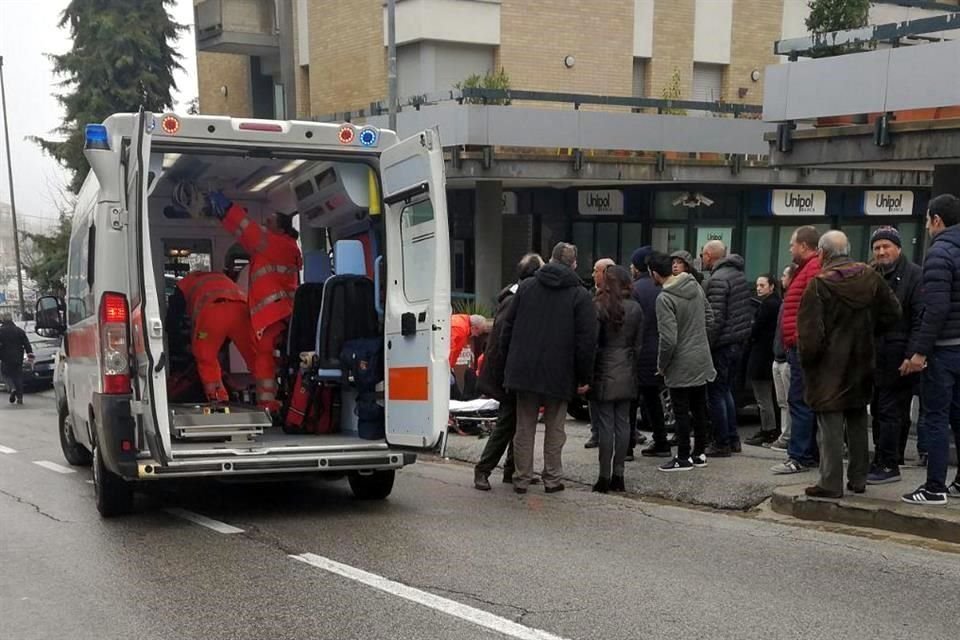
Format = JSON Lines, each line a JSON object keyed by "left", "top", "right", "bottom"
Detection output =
{"left": 771, "top": 459, "right": 809, "bottom": 475}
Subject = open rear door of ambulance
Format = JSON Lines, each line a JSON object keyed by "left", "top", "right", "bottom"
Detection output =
{"left": 126, "top": 111, "right": 171, "bottom": 464}
{"left": 381, "top": 128, "right": 451, "bottom": 450}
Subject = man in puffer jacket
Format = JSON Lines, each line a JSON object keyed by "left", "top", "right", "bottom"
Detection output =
{"left": 474, "top": 253, "right": 544, "bottom": 491}
{"left": 701, "top": 240, "right": 753, "bottom": 456}
{"left": 901, "top": 194, "right": 960, "bottom": 505}
{"left": 771, "top": 226, "right": 822, "bottom": 476}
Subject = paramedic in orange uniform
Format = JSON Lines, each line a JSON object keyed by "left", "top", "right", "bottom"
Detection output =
{"left": 208, "top": 192, "right": 302, "bottom": 412}
{"left": 172, "top": 271, "right": 258, "bottom": 403}
{"left": 449, "top": 314, "right": 490, "bottom": 368}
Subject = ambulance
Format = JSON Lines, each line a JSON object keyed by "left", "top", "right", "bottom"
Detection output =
{"left": 35, "top": 111, "right": 451, "bottom": 517}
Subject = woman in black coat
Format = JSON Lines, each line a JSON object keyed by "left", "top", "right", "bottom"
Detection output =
{"left": 589, "top": 266, "right": 644, "bottom": 493}
{"left": 745, "top": 274, "right": 782, "bottom": 446}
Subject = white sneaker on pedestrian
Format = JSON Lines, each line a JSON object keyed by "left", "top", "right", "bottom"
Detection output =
{"left": 771, "top": 459, "right": 809, "bottom": 475}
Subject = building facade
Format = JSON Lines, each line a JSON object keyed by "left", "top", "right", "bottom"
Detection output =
{"left": 193, "top": 0, "right": 941, "bottom": 304}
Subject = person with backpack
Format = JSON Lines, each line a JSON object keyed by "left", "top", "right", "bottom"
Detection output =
{"left": 589, "top": 266, "right": 644, "bottom": 493}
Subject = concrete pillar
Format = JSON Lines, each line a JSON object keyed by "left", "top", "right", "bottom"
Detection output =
{"left": 473, "top": 181, "right": 504, "bottom": 311}
{"left": 933, "top": 165, "right": 960, "bottom": 198}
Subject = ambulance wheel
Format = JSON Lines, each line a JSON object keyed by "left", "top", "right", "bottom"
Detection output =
{"left": 348, "top": 470, "right": 395, "bottom": 500}
{"left": 59, "top": 406, "right": 92, "bottom": 466}
{"left": 93, "top": 444, "right": 134, "bottom": 517}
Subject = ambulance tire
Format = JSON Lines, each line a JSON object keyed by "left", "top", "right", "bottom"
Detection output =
{"left": 59, "top": 405, "right": 92, "bottom": 467}
{"left": 93, "top": 444, "right": 134, "bottom": 517}
{"left": 348, "top": 470, "right": 395, "bottom": 500}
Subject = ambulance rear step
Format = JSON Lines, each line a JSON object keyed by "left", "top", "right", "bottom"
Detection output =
{"left": 170, "top": 405, "right": 272, "bottom": 443}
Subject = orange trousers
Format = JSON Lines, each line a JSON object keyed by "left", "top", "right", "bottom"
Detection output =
{"left": 253, "top": 319, "right": 288, "bottom": 411}
{"left": 192, "top": 300, "right": 257, "bottom": 402}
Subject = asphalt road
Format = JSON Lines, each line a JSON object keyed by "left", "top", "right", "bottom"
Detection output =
{"left": 2, "top": 392, "right": 959, "bottom": 640}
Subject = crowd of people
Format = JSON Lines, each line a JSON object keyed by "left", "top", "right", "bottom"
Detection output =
{"left": 470, "top": 194, "right": 960, "bottom": 506}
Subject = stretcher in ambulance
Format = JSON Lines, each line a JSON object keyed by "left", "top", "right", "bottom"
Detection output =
{"left": 35, "top": 112, "right": 451, "bottom": 517}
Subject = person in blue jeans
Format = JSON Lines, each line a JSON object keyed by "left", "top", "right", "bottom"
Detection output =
{"left": 700, "top": 240, "right": 753, "bottom": 457}
{"left": 771, "top": 226, "right": 822, "bottom": 475}
{"left": 901, "top": 193, "right": 960, "bottom": 504}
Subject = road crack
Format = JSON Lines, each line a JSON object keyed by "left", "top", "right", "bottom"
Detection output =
{"left": 0, "top": 488, "right": 71, "bottom": 523}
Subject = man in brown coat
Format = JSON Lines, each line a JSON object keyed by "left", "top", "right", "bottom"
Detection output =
{"left": 797, "top": 231, "right": 901, "bottom": 498}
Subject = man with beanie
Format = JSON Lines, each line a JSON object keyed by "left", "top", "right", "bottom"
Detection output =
{"left": 868, "top": 226, "right": 923, "bottom": 485}
{"left": 631, "top": 248, "right": 671, "bottom": 458}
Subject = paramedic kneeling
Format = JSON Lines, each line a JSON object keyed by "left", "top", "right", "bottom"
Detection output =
{"left": 170, "top": 271, "right": 259, "bottom": 403}
{"left": 208, "top": 191, "right": 303, "bottom": 411}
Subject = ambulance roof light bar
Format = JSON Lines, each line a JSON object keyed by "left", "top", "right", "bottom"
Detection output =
{"left": 84, "top": 124, "right": 110, "bottom": 150}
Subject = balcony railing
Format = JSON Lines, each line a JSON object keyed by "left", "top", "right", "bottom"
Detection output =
{"left": 195, "top": 0, "right": 279, "bottom": 57}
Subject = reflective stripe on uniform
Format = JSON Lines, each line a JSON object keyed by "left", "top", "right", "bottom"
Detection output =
{"left": 250, "top": 264, "right": 296, "bottom": 283}
{"left": 256, "top": 378, "right": 278, "bottom": 391}
{"left": 250, "top": 290, "right": 295, "bottom": 316}
{"left": 232, "top": 217, "right": 250, "bottom": 239}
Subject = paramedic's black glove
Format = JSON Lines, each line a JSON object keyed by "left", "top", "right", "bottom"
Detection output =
{"left": 206, "top": 191, "right": 232, "bottom": 219}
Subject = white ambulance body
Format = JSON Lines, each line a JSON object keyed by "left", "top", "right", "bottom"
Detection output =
{"left": 36, "top": 112, "right": 451, "bottom": 516}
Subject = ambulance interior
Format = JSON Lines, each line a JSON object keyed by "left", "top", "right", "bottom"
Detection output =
{"left": 146, "top": 149, "right": 386, "bottom": 447}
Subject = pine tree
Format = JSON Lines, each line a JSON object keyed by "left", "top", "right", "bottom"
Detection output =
{"left": 35, "top": 0, "right": 185, "bottom": 193}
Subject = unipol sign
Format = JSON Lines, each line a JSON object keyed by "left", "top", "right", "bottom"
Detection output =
{"left": 578, "top": 190, "right": 624, "bottom": 215}
{"left": 863, "top": 191, "right": 913, "bottom": 216}
{"left": 770, "top": 189, "right": 826, "bottom": 216}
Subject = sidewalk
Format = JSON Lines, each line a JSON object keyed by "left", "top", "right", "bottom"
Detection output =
{"left": 442, "top": 418, "right": 960, "bottom": 543}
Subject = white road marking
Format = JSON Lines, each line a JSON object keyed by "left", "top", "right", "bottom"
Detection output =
{"left": 32, "top": 460, "right": 76, "bottom": 474}
{"left": 0, "top": 445, "right": 17, "bottom": 454}
{"left": 291, "top": 553, "right": 572, "bottom": 640}
{"left": 165, "top": 508, "right": 244, "bottom": 534}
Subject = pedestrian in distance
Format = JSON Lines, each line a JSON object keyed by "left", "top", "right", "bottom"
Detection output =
{"left": 867, "top": 226, "right": 923, "bottom": 485}
{"left": 499, "top": 242, "right": 598, "bottom": 494}
{"left": 900, "top": 194, "right": 960, "bottom": 505}
{"left": 771, "top": 226, "right": 822, "bottom": 476}
{"left": 700, "top": 240, "right": 753, "bottom": 457}
{"left": 767, "top": 264, "right": 797, "bottom": 453}
{"left": 589, "top": 265, "right": 644, "bottom": 493}
{"left": 474, "top": 253, "right": 545, "bottom": 491}
{"left": 648, "top": 253, "right": 716, "bottom": 472}
{"left": 796, "top": 231, "right": 901, "bottom": 499}
{"left": 585, "top": 256, "right": 617, "bottom": 449}
{"left": 0, "top": 313, "right": 33, "bottom": 405}
{"left": 744, "top": 274, "right": 783, "bottom": 447}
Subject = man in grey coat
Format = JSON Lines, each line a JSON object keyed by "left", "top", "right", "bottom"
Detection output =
{"left": 649, "top": 253, "right": 717, "bottom": 471}
{"left": 701, "top": 240, "right": 753, "bottom": 456}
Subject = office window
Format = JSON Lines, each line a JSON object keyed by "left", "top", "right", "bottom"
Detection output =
{"left": 632, "top": 58, "right": 648, "bottom": 98}
{"left": 692, "top": 63, "right": 724, "bottom": 115}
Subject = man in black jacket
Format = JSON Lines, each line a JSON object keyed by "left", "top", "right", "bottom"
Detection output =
{"left": 868, "top": 226, "right": 923, "bottom": 486}
{"left": 901, "top": 194, "right": 960, "bottom": 505}
{"left": 701, "top": 240, "right": 753, "bottom": 456}
{"left": 499, "top": 242, "right": 598, "bottom": 494}
{"left": 0, "top": 313, "right": 34, "bottom": 405}
{"left": 474, "top": 253, "right": 544, "bottom": 491}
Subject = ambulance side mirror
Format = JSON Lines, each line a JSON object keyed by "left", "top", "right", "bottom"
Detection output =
{"left": 35, "top": 296, "right": 66, "bottom": 336}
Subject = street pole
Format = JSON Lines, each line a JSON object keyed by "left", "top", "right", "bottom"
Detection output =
{"left": 387, "top": 0, "right": 398, "bottom": 131}
{"left": 0, "top": 56, "right": 27, "bottom": 320}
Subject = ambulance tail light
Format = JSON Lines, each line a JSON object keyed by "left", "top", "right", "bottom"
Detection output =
{"left": 99, "top": 292, "right": 131, "bottom": 395}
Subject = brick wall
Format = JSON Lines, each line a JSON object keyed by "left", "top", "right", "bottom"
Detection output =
{"left": 650, "top": 0, "right": 695, "bottom": 100}
{"left": 725, "top": 0, "right": 783, "bottom": 105}
{"left": 197, "top": 52, "right": 253, "bottom": 116}
{"left": 308, "top": 0, "right": 386, "bottom": 115}
{"left": 497, "top": 0, "right": 634, "bottom": 96}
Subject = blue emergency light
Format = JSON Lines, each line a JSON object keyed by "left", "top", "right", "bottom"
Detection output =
{"left": 359, "top": 127, "right": 378, "bottom": 147}
{"left": 84, "top": 124, "right": 110, "bottom": 150}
